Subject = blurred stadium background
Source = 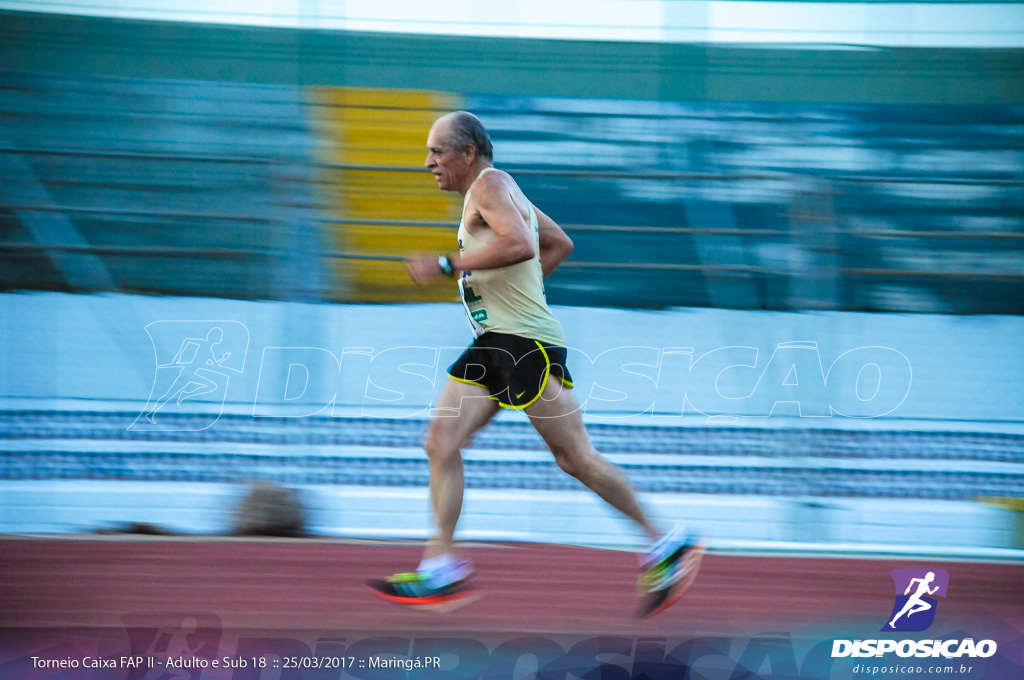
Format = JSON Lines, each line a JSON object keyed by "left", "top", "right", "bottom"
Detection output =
{"left": 1, "top": 1, "right": 1023, "bottom": 560}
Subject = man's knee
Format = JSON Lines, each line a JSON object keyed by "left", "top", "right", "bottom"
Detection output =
{"left": 423, "top": 422, "right": 462, "bottom": 464}
{"left": 551, "top": 445, "right": 583, "bottom": 479}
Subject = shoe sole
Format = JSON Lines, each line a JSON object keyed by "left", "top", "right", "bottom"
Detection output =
{"left": 638, "top": 537, "right": 706, "bottom": 619}
{"left": 407, "top": 591, "right": 481, "bottom": 614}
{"left": 366, "top": 580, "right": 481, "bottom": 614}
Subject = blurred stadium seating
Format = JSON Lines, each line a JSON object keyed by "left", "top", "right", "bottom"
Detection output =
{"left": 1, "top": 12, "right": 1022, "bottom": 313}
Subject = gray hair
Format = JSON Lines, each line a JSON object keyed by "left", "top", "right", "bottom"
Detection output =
{"left": 446, "top": 111, "right": 493, "bottom": 161}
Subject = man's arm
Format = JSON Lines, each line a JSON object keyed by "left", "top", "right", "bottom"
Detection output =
{"left": 534, "top": 206, "right": 573, "bottom": 278}
{"left": 207, "top": 351, "right": 232, "bottom": 366}
{"left": 407, "top": 173, "right": 535, "bottom": 285}
{"left": 451, "top": 174, "right": 535, "bottom": 272}
{"left": 170, "top": 338, "right": 201, "bottom": 365}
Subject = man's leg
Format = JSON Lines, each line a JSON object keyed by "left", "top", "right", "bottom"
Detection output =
{"left": 525, "top": 376, "right": 705, "bottom": 618}
{"left": 175, "top": 371, "right": 219, "bottom": 405}
{"left": 906, "top": 600, "right": 932, "bottom": 618}
{"left": 524, "top": 378, "right": 659, "bottom": 541}
{"left": 146, "top": 370, "right": 191, "bottom": 421}
{"left": 422, "top": 378, "right": 500, "bottom": 560}
{"left": 890, "top": 602, "right": 914, "bottom": 627}
{"left": 367, "top": 378, "right": 498, "bottom": 609}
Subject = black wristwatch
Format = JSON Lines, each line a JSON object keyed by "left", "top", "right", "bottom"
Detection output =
{"left": 437, "top": 255, "right": 455, "bottom": 277}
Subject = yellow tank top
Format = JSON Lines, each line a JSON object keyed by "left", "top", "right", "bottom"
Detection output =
{"left": 456, "top": 168, "right": 566, "bottom": 347}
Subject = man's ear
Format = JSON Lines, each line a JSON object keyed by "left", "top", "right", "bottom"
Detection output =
{"left": 463, "top": 144, "right": 477, "bottom": 164}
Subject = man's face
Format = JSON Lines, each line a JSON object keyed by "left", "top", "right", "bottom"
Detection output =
{"left": 425, "top": 121, "right": 468, "bottom": 192}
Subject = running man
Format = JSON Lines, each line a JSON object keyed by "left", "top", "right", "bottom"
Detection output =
{"left": 889, "top": 571, "right": 940, "bottom": 628}
{"left": 367, "top": 111, "right": 704, "bottom": 618}
{"left": 144, "top": 328, "right": 231, "bottom": 423}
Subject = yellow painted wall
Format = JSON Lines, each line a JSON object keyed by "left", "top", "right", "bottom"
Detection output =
{"left": 311, "top": 87, "right": 462, "bottom": 302}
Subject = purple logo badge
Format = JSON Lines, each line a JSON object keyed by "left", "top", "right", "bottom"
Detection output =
{"left": 881, "top": 568, "right": 950, "bottom": 632}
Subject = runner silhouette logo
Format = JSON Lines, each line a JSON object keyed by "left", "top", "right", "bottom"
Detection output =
{"left": 131, "top": 321, "right": 249, "bottom": 432}
{"left": 882, "top": 568, "right": 949, "bottom": 632}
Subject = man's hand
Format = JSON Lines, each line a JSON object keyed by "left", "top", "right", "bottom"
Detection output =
{"left": 407, "top": 256, "right": 445, "bottom": 286}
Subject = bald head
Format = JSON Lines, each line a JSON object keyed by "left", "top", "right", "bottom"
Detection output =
{"left": 435, "top": 111, "right": 493, "bottom": 161}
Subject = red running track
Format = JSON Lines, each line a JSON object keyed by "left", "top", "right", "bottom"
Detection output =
{"left": 1, "top": 537, "right": 1022, "bottom": 636}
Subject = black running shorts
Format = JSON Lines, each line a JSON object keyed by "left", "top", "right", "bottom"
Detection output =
{"left": 447, "top": 332, "right": 574, "bottom": 409}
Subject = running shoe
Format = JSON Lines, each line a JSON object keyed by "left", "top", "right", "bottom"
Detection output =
{"left": 367, "top": 564, "right": 479, "bottom": 613}
{"left": 636, "top": 534, "right": 705, "bottom": 619}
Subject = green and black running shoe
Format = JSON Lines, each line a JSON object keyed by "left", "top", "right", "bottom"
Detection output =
{"left": 636, "top": 533, "right": 706, "bottom": 619}
{"left": 367, "top": 561, "right": 479, "bottom": 613}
